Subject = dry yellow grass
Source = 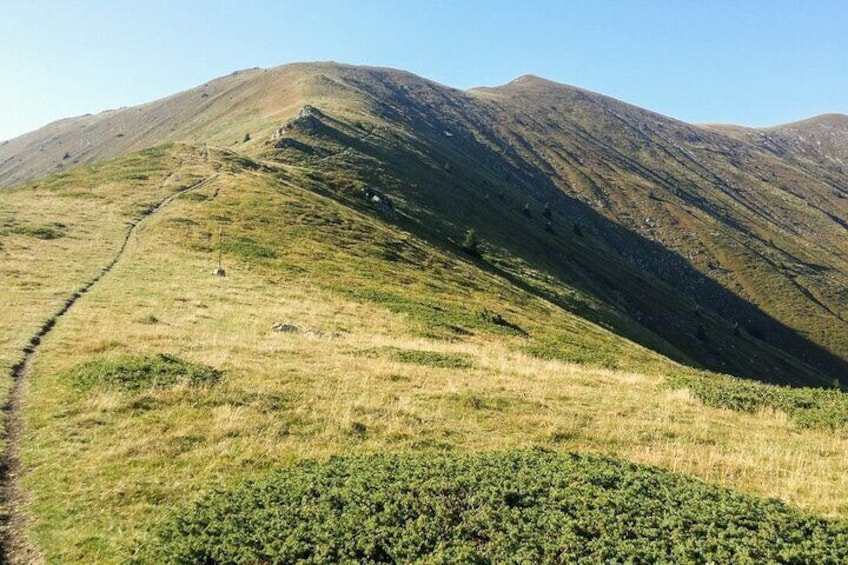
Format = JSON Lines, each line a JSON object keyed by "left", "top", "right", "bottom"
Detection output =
{"left": 14, "top": 177, "right": 848, "bottom": 563}
{"left": 0, "top": 145, "right": 214, "bottom": 377}
{"left": 3, "top": 149, "right": 846, "bottom": 563}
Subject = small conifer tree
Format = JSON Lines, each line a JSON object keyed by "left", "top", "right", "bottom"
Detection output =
{"left": 461, "top": 229, "right": 480, "bottom": 257}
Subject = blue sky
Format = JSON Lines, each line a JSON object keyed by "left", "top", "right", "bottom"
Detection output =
{"left": 1, "top": 1, "right": 846, "bottom": 141}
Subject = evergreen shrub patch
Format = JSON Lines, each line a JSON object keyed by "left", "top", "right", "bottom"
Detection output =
{"left": 670, "top": 373, "right": 848, "bottom": 430}
{"left": 136, "top": 449, "right": 848, "bottom": 564}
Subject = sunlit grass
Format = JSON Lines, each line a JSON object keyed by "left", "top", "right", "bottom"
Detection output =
{"left": 10, "top": 161, "right": 847, "bottom": 563}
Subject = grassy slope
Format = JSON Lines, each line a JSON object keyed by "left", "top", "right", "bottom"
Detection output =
{"left": 0, "top": 65, "right": 306, "bottom": 186}
{"left": 0, "top": 144, "right": 216, "bottom": 399}
{"left": 252, "top": 66, "right": 846, "bottom": 387}
{"left": 476, "top": 77, "right": 848, "bottom": 376}
{"left": 4, "top": 63, "right": 846, "bottom": 386}
{"left": 3, "top": 150, "right": 846, "bottom": 563}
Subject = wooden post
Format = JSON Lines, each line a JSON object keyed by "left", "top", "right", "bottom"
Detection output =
{"left": 213, "top": 223, "right": 226, "bottom": 276}
{"left": 218, "top": 225, "right": 223, "bottom": 270}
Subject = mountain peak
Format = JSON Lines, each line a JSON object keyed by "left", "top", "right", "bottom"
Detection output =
{"left": 509, "top": 74, "right": 553, "bottom": 85}
{"left": 500, "top": 74, "right": 575, "bottom": 92}
{"left": 771, "top": 112, "right": 848, "bottom": 131}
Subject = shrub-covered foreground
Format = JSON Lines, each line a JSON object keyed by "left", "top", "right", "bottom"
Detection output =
{"left": 669, "top": 373, "right": 848, "bottom": 430}
{"left": 135, "top": 449, "right": 848, "bottom": 564}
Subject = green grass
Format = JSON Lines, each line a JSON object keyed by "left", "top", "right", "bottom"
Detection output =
{"left": 354, "top": 346, "right": 473, "bottom": 369}
{"left": 526, "top": 336, "right": 621, "bottom": 370}
{"left": 65, "top": 354, "right": 222, "bottom": 392}
{"left": 9, "top": 224, "right": 65, "bottom": 240}
{"left": 135, "top": 449, "right": 848, "bottom": 564}
{"left": 7, "top": 143, "right": 848, "bottom": 563}
{"left": 342, "top": 289, "right": 527, "bottom": 339}
{"left": 223, "top": 236, "right": 277, "bottom": 260}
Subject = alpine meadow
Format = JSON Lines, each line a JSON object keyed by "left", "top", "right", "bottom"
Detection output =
{"left": 1, "top": 62, "right": 847, "bottom": 563}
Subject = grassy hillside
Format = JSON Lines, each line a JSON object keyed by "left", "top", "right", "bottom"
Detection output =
{"left": 4, "top": 63, "right": 847, "bottom": 387}
{"left": 0, "top": 65, "right": 307, "bottom": 186}
{"left": 242, "top": 64, "right": 848, "bottom": 386}
{"left": 0, "top": 144, "right": 214, "bottom": 385}
{"left": 1, "top": 147, "right": 846, "bottom": 562}
{"left": 478, "top": 77, "right": 848, "bottom": 373}
{"left": 2, "top": 63, "right": 848, "bottom": 563}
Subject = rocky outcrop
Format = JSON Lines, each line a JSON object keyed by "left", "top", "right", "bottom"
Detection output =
{"left": 363, "top": 187, "right": 396, "bottom": 217}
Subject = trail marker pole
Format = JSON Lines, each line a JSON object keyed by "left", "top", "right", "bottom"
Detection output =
{"left": 213, "top": 223, "right": 226, "bottom": 276}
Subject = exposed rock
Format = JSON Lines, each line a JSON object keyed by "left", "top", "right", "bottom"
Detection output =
{"left": 273, "top": 137, "right": 314, "bottom": 154}
{"left": 362, "top": 187, "right": 396, "bottom": 217}
{"left": 297, "top": 105, "right": 323, "bottom": 120}
{"left": 280, "top": 105, "right": 327, "bottom": 135}
{"left": 270, "top": 323, "right": 344, "bottom": 339}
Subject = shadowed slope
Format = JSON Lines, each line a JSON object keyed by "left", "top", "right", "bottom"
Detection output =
{"left": 248, "top": 65, "right": 848, "bottom": 386}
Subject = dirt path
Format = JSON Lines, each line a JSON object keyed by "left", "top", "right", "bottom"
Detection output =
{"left": 0, "top": 174, "right": 215, "bottom": 564}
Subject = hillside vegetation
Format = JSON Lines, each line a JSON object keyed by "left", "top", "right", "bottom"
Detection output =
{"left": 138, "top": 450, "right": 848, "bottom": 564}
{"left": 0, "top": 63, "right": 847, "bottom": 563}
{"left": 4, "top": 63, "right": 847, "bottom": 387}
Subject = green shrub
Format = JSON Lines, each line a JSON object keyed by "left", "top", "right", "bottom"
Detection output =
{"left": 669, "top": 373, "right": 848, "bottom": 430}
{"left": 478, "top": 309, "right": 527, "bottom": 336}
{"left": 10, "top": 224, "right": 65, "bottom": 240}
{"left": 136, "top": 449, "right": 848, "bottom": 564}
{"left": 177, "top": 192, "right": 208, "bottom": 202}
{"left": 65, "top": 354, "right": 222, "bottom": 391}
{"left": 460, "top": 228, "right": 480, "bottom": 257}
{"left": 355, "top": 346, "right": 473, "bottom": 369}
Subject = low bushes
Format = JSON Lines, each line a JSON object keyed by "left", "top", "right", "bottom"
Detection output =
{"left": 65, "top": 353, "right": 222, "bottom": 391}
{"left": 669, "top": 373, "right": 848, "bottom": 430}
{"left": 136, "top": 449, "right": 848, "bottom": 564}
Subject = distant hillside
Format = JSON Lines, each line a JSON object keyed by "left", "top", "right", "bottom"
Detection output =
{"left": 0, "top": 66, "right": 299, "bottom": 186}
{"left": 711, "top": 113, "right": 848, "bottom": 169}
{"left": 2, "top": 62, "right": 847, "bottom": 387}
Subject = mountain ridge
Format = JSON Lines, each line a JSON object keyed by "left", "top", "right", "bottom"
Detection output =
{"left": 3, "top": 62, "right": 847, "bottom": 186}
{"left": 2, "top": 62, "right": 847, "bottom": 387}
